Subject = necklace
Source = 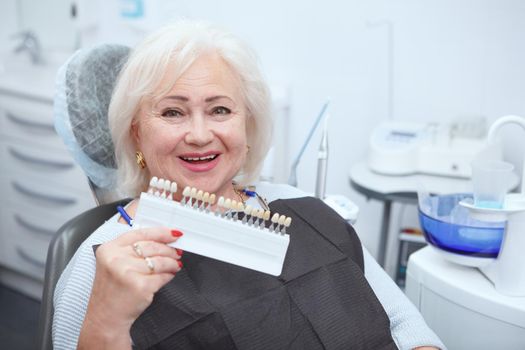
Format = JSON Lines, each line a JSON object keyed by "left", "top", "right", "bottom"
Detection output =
{"left": 233, "top": 185, "right": 270, "bottom": 211}
{"left": 233, "top": 187, "right": 246, "bottom": 205}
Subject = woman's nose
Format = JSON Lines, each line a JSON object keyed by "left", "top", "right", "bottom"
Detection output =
{"left": 184, "top": 115, "right": 214, "bottom": 146}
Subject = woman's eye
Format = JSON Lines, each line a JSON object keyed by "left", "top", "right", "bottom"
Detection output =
{"left": 212, "top": 106, "right": 231, "bottom": 115}
{"left": 161, "top": 109, "right": 183, "bottom": 118}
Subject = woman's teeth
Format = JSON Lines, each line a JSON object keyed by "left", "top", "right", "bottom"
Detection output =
{"left": 180, "top": 155, "right": 218, "bottom": 163}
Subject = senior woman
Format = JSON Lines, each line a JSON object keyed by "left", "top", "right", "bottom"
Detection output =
{"left": 53, "top": 20, "right": 444, "bottom": 350}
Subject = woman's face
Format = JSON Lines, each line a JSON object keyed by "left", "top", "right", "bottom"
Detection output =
{"left": 132, "top": 53, "right": 248, "bottom": 199}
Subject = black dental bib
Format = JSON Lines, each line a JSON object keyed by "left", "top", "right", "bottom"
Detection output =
{"left": 130, "top": 197, "right": 398, "bottom": 350}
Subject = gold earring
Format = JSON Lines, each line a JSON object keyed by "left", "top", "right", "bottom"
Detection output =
{"left": 136, "top": 151, "right": 147, "bottom": 169}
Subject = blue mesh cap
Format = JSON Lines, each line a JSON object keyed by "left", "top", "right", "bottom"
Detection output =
{"left": 54, "top": 44, "right": 130, "bottom": 188}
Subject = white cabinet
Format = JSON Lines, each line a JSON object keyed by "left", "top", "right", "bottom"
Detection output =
{"left": 0, "top": 90, "right": 96, "bottom": 300}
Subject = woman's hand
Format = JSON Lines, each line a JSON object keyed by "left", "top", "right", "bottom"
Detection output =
{"left": 78, "top": 227, "right": 183, "bottom": 349}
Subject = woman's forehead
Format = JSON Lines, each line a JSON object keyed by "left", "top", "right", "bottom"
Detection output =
{"left": 155, "top": 53, "right": 243, "bottom": 103}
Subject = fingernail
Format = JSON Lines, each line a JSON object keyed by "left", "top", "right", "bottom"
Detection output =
{"left": 171, "top": 230, "right": 183, "bottom": 237}
{"left": 178, "top": 260, "right": 183, "bottom": 269}
{"left": 175, "top": 248, "right": 183, "bottom": 256}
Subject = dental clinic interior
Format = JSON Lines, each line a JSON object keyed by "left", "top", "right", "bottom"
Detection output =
{"left": 0, "top": 0, "right": 524, "bottom": 349}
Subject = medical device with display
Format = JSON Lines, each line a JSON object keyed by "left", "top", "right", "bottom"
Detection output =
{"left": 368, "top": 120, "right": 493, "bottom": 178}
{"left": 134, "top": 177, "right": 291, "bottom": 276}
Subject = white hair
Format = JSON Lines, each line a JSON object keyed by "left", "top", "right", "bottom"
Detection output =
{"left": 108, "top": 20, "right": 272, "bottom": 197}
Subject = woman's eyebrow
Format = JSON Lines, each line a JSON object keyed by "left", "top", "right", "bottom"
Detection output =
{"left": 159, "top": 95, "right": 232, "bottom": 103}
{"left": 161, "top": 95, "right": 189, "bottom": 102}
{"left": 205, "top": 95, "right": 233, "bottom": 103}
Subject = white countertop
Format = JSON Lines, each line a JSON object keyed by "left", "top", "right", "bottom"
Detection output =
{"left": 349, "top": 161, "right": 474, "bottom": 195}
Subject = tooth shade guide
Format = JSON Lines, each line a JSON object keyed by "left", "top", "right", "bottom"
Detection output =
{"left": 135, "top": 190, "right": 290, "bottom": 276}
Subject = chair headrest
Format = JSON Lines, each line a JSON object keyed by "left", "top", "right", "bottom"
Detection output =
{"left": 54, "top": 44, "right": 130, "bottom": 189}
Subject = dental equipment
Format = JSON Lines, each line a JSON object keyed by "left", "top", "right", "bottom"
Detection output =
{"left": 487, "top": 115, "right": 525, "bottom": 194}
{"left": 368, "top": 119, "right": 492, "bottom": 178}
{"left": 459, "top": 115, "right": 525, "bottom": 296}
{"left": 418, "top": 115, "right": 525, "bottom": 296}
{"left": 288, "top": 99, "right": 330, "bottom": 188}
{"left": 315, "top": 115, "right": 329, "bottom": 199}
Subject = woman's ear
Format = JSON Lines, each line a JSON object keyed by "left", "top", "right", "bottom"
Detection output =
{"left": 131, "top": 120, "right": 140, "bottom": 144}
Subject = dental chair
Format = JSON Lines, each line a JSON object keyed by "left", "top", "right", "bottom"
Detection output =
{"left": 35, "top": 44, "right": 131, "bottom": 350}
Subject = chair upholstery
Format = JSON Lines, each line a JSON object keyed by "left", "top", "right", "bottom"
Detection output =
{"left": 36, "top": 198, "right": 131, "bottom": 350}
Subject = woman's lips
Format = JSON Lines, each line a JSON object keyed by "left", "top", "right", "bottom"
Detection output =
{"left": 178, "top": 154, "right": 220, "bottom": 172}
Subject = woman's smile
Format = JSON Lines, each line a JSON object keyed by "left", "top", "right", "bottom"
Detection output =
{"left": 177, "top": 151, "right": 221, "bottom": 172}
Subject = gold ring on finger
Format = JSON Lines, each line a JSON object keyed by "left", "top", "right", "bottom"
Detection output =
{"left": 145, "top": 257, "right": 155, "bottom": 274}
{"left": 132, "top": 242, "right": 143, "bottom": 257}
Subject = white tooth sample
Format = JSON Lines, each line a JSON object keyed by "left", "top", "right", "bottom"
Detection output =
{"left": 218, "top": 196, "right": 225, "bottom": 207}
{"left": 284, "top": 217, "right": 292, "bottom": 227}
{"left": 231, "top": 200, "right": 237, "bottom": 210}
{"left": 224, "top": 198, "right": 232, "bottom": 210}
{"left": 181, "top": 186, "right": 190, "bottom": 204}
{"left": 190, "top": 187, "right": 197, "bottom": 198}
{"left": 202, "top": 192, "right": 210, "bottom": 203}
{"left": 278, "top": 215, "right": 286, "bottom": 226}
{"left": 263, "top": 210, "right": 271, "bottom": 221}
{"left": 164, "top": 180, "right": 171, "bottom": 192}
{"left": 150, "top": 176, "right": 159, "bottom": 187}
{"left": 244, "top": 204, "right": 253, "bottom": 215}
{"left": 237, "top": 202, "right": 244, "bottom": 212}
{"left": 209, "top": 194, "right": 216, "bottom": 205}
{"left": 196, "top": 190, "right": 203, "bottom": 201}
{"left": 157, "top": 178, "right": 165, "bottom": 191}
{"left": 148, "top": 177, "right": 158, "bottom": 194}
{"left": 257, "top": 209, "right": 264, "bottom": 219}
{"left": 170, "top": 182, "right": 178, "bottom": 194}
{"left": 250, "top": 208, "right": 259, "bottom": 218}
{"left": 271, "top": 213, "right": 279, "bottom": 223}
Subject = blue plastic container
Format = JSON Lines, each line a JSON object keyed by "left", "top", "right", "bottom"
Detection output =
{"left": 418, "top": 193, "right": 505, "bottom": 258}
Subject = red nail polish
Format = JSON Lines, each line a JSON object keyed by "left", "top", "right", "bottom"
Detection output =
{"left": 171, "top": 230, "right": 183, "bottom": 237}
{"left": 176, "top": 248, "right": 183, "bottom": 256}
{"left": 178, "top": 260, "right": 183, "bottom": 269}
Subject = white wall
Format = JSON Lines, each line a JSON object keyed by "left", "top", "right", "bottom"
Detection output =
{"left": 2, "top": 0, "right": 525, "bottom": 259}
